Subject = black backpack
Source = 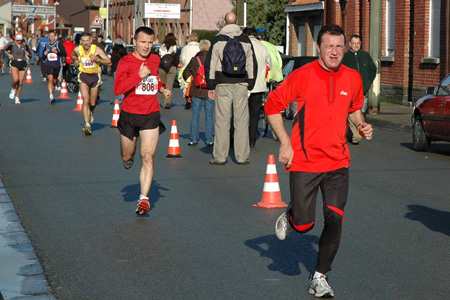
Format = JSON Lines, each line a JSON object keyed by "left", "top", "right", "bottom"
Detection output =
{"left": 222, "top": 35, "right": 247, "bottom": 76}
{"left": 160, "top": 52, "right": 175, "bottom": 73}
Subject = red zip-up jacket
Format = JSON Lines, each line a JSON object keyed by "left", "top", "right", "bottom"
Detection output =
{"left": 265, "top": 60, "right": 364, "bottom": 173}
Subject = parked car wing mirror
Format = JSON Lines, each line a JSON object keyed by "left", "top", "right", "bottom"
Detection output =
{"left": 426, "top": 86, "right": 436, "bottom": 95}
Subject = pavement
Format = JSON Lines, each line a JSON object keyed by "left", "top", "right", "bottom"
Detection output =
{"left": 365, "top": 102, "right": 414, "bottom": 133}
{"left": 0, "top": 98, "right": 414, "bottom": 299}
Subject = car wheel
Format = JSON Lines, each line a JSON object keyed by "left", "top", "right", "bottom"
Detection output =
{"left": 413, "top": 117, "right": 430, "bottom": 151}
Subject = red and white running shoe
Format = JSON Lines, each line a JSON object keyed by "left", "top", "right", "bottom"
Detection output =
{"left": 135, "top": 198, "right": 150, "bottom": 215}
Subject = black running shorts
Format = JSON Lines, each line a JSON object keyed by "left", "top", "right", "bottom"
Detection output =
{"left": 44, "top": 65, "right": 60, "bottom": 78}
{"left": 78, "top": 72, "right": 102, "bottom": 88}
{"left": 11, "top": 60, "right": 27, "bottom": 71}
{"left": 118, "top": 110, "right": 166, "bottom": 140}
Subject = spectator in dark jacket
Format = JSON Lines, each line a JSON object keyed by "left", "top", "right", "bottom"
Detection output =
{"left": 342, "top": 34, "right": 376, "bottom": 144}
{"left": 111, "top": 38, "right": 128, "bottom": 103}
{"left": 158, "top": 33, "right": 179, "bottom": 109}
{"left": 183, "top": 40, "right": 214, "bottom": 146}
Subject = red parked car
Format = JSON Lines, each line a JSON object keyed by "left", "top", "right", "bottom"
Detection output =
{"left": 412, "top": 73, "right": 450, "bottom": 151}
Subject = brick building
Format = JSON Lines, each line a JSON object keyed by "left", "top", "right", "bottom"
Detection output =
{"left": 8, "top": 0, "right": 75, "bottom": 38}
{"left": 109, "top": 0, "right": 233, "bottom": 45}
{"left": 285, "top": 0, "right": 450, "bottom": 105}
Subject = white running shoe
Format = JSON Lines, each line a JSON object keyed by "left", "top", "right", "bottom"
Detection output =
{"left": 309, "top": 274, "right": 335, "bottom": 298}
{"left": 14, "top": 97, "right": 21, "bottom": 105}
{"left": 50, "top": 94, "right": 55, "bottom": 103}
{"left": 9, "top": 89, "right": 16, "bottom": 100}
{"left": 275, "top": 212, "right": 293, "bottom": 240}
{"left": 82, "top": 124, "right": 92, "bottom": 135}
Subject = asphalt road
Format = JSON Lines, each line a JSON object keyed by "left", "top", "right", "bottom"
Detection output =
{"left": 0, "top": 66, "right": 449, "bottom": 299}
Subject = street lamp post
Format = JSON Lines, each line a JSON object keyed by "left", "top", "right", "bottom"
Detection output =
{"left": 54, "top": 2, "right": 59, "bottom": 33}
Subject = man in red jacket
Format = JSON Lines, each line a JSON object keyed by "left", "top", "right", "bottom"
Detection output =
{"left": 265, "top": 24, "right": 373, "bottom": 298}
{"left": 114, "top": 26, "right": 171, "bottom": 215}
{"left": 63, "top": 35, "right": 76, "bottom": 81}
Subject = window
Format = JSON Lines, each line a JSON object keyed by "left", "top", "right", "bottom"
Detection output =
{"left": 297, "top": 20, "right": 305, "bottom": 56}
{"left": 429, "top": 0, "right": 441, "bottom": 57}
{"left": 386, "top": 0, "right": 395, "bottom": 56}
{"left": 42, "top": 0, "right": 48, "bottom": 5}
{"left": 312, "top": 21, "right": 321, "bottom": 57}
{"left": 437, "top": 74, "right": 450, "bottom": 96}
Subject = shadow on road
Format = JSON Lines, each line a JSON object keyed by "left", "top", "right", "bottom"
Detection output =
{"left": 120, "top": 181, "right": 168, "bottom": 209}
{"left": 244, "top": 233, "right": 319, "bottom": 276}
{"left": 405, "top": 204, "right": 450, "bottom": 236}
{"left": 401, "top": 142, "right": 450, "bottom": 155}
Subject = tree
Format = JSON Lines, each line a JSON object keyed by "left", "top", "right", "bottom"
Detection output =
{"left": 246, "top": 0, "right": 290, "bottom": 46}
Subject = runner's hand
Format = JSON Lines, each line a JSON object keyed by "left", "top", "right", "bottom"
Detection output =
{"left": 138, "top": 62, "right": 151, "bottom": 78}
{"left": 358, "top": 122, "right": 373, "bottom": 140}
{"left": 161, "top": 87, "right": 171, "bottom": 98}
{"left": 279, "top": 142, "right": 294, "bottom": 169}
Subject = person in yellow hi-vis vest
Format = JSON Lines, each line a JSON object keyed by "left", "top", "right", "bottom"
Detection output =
{"left": 71, "top": 32, "right": 111, "bottom": 135}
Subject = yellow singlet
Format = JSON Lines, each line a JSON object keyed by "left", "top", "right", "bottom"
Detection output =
{"left": 78, "top": 44, "right": 100, "bottom": 74}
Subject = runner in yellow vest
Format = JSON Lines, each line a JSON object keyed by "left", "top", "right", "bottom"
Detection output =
{"left": 71, "top": 32, "right": 111, "bottom": 135}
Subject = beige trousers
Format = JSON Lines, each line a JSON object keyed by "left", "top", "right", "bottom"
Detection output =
{"left": 213, "top": 83, "right": 250, "bottom": 163}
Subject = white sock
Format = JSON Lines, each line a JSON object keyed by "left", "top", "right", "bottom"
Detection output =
{"left": 139, "top": 194, "right": 149, "bottom": 200}
{"left": 85, "top": 123, "right": 90, "bottom": 127}
{"left": 314, "top": 271, "right": 326, "bottom": 279}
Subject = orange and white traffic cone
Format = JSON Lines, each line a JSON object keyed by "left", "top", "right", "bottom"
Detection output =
{"left": 165, "top": 120, "right": 183, "bottom": 159}
{"left": 25, "top": 67, "right": 33, "bottom": 83}
{"left": 58, "top": 79, "right": 70, "bottom": 99}
{"left": 110, "top": 99, "right": 120, "bottom": 128}
{"left": 73, "top": 91, "right": 83, "bottom": 111}
{"left": 253, "top": 154, "right": 287, "bottom": 208}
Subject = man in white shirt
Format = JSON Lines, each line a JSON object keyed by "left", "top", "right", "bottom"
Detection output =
{"left": 179, "top": 32, "right": 200, "bottom": 109}
{"left": 0, "top": 32, "right": 10, "bottom": 74}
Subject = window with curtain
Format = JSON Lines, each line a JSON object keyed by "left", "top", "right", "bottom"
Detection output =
{"left": 386, "top": 0, "right": 396, "bottom": 56}
{"left": 429, "top": 0, "right": 441, "bottom": 57}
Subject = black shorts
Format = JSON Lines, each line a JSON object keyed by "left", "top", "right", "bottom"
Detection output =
{"left": 44, "top": 65, "right": 61, "bottom": 78}
{"left": 11, "top": 60, "right": 27, "bottom": 71}
{"left": 78, "top": 72, "right": 102, "bottom": 88}
{"left": 118, "top": 110, "right": 166, "bottom": 140}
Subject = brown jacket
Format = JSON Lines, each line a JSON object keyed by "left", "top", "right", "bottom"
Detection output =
{"left": 182, "top": 50, "right": 209, "bottom": 99}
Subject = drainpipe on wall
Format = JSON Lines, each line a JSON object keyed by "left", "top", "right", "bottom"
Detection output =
{"left": 368, "top": 0, "right": 382, "bottom": 114}
{"left": 286, "top": 13, "right": 290, "bottom": 55}
{"left": 189, "top": 0, "right": 192, "bottom": 34}
{"left": 446, "top": 0, "right": 450, "bottom": 76}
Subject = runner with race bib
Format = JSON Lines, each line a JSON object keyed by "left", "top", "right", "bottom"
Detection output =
{"left": 44, "top": 31, "right": 66, "bottom": 103}
{"left": 114, "top": 26, "right": 171, "bottom": 215}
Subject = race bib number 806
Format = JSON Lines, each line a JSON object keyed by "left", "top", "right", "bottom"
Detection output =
{"left": 135, "top": 75, "right": 158, "bottom": 95}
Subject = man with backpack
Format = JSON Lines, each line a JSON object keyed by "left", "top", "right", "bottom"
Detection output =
{"left": 205, "top": 12, "right": 257, "bottom": 165}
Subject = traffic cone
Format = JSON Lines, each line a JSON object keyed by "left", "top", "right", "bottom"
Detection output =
{"left": 73, "top": 91, "right": 83, "bottom": 111}
{"left": 58, "top": 79, "right": 70, "bottom": 99}
{"left": 110, "top": 99, "right": 120, "bottom": 128}
{"left": 25, "top": 67, "right": 33, "bottom": 83}
{"left": 253, "top": 154, "right": 287, "bottom": 208}
{"left": 165, "top": 120, "right": 183, "bottom": 159}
